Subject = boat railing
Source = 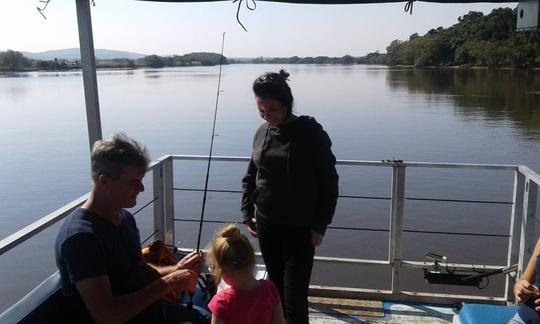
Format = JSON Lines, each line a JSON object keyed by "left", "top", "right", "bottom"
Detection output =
{"left": 0, "top": 155, "right": 538, "bottom": 307}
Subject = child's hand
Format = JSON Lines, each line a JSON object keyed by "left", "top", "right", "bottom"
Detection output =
{"left": 515, "top": 279, "right": 539, "bottom": 303}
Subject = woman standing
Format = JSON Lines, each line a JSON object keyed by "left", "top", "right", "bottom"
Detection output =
{"left": 241, "top": 70, "right": 339, "bottom": 324}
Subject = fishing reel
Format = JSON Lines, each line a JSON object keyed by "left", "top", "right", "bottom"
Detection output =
{"left": 423, "top": 252, "right": 518, "bottom": 289}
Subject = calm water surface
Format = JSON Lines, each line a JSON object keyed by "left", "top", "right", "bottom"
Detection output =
{"left": 1, "top": 64, "right": 540, "bottom": 310}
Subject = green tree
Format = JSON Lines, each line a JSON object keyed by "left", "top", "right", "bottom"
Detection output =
{"left": 342, "top": 55, "right": 355, "bottom": 64}
{"left": 144, "top": 55, "right": 164, "bottom": 68}
{"left": 0, "top": 50, "right": 30, "bottom": 71}
{"left": 386, "top": 40, "right": 403, "bottom": 65}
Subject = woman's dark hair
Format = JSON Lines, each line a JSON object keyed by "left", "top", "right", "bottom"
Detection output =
{"left": 253, "top": 69, "right": 294, "bottom": 115}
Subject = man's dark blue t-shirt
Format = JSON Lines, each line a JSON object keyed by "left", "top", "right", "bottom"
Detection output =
{"left": 55, "top": 208, "right": 159, "bottom": 323}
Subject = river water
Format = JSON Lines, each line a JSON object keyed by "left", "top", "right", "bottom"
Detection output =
{"left": 1, "top": 64, "right": 540, "bottom": 311}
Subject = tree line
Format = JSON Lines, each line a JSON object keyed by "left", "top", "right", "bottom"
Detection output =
{"left": 0, "top": 51, "right": 227, "bottom": 71}
{"left": 230, "top": 55, "right": 356, "bottom": 65}
{"left": 361, "top": 8, "right": 540, "bottom": 67}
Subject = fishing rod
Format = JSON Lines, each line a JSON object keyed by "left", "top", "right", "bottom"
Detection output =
{"left": 186, "top": 32, "right": 226, "bottom": 312}
{"left": 196, "top": 31, "right": 226, "bottom": 251}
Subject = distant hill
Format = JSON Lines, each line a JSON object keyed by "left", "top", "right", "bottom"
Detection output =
{"left": 21, "top": 48, "right": 146, "bottom": 60}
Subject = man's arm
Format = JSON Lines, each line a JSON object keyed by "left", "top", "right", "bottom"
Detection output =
{"left": 76, "top": 269, "right": 197, "bottom": 324}
{"left": 145, "top": 251, "right": 203, "bottom": 277}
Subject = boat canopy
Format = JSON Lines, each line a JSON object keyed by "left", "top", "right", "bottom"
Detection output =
{"left": 140, "top": 0, "right": 517, "bottom": 4}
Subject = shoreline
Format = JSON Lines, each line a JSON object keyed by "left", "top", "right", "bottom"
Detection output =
{"left": 2, "top": 63, "right": 540, "bottom": 73}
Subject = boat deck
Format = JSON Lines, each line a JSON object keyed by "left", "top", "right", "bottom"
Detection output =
{"left": 308, "top": 299, "right": 458, "bottom": 323}
{"left": 253, "top": 265, "right": 459, "bottom": 323}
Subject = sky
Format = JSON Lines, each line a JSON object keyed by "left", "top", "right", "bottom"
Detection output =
{"left": 0, "top": 0, "right": 517, "bottom": 58}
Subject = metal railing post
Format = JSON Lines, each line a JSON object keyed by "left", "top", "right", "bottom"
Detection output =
{"left": 518, "top": 177, "right": 539, "bottom": 278}
{"left": 152, "top": 161, "right": 165, "bottom": 242}
{"left": 389, "top": 162, "right": 406, "bottom": 294}
{"left": 506, "top": 170, "right": 525, "bottom": 303}
{"left": 162, "top": 158, "right": 175, "bottom": 246}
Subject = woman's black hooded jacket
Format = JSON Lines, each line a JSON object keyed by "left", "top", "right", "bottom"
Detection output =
{"left": 241, "top": 115, "right": 339, "bottom": 235}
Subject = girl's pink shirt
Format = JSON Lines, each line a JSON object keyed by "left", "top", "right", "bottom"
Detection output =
{"left": 208, "top": 279, "right": 280, "bottom": 324}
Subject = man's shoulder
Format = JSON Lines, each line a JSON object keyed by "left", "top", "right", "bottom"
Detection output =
{"left": 56, "top": 208, "right": 98, "bottom": 246}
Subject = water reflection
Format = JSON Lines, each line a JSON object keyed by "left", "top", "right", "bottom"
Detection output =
{"left": 385, "top": 68, "right": 540, "bottom": 130}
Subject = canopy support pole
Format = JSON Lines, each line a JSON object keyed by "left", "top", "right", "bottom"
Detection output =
{"left": 76, "top": 0, "right": 102, "bottom": 151}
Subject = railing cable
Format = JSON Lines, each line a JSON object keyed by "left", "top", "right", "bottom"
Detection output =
{"left": 132, "top": 197, "right": 159, "bottom": 217}
{"left": 403, "top": 229, "right": 509, "bottom": 238}
{"left": 141, "top": 229, "right": 159, "bottom": 246}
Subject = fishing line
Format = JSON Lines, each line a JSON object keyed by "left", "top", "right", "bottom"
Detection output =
{"left": 233, "top": 0, "right": 257, "bottom": 32}
{"left": 196, "top": 32, "right": 226, "bottom": 252}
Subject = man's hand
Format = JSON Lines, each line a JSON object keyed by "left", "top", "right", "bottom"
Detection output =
{"left": 162, "top": 291, "right": 182, "bottom": 304}
{"left": 162, "top": 269, "right": 198, "bottom": 296}
{"left": 176, "top": 251, "right": 203, "bottom": 274}
{"left": 514, "top": 279, "right": 539, "bottom": 303}
{"left": 310, "top": 230, "right": 324, "bottom": 247}
{"left": 245, "top": 217, "right": 258, "bottom": 238}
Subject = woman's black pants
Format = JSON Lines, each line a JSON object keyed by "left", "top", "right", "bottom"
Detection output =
{"left": 256, "top": 216, "right": 314, "bottom": 324}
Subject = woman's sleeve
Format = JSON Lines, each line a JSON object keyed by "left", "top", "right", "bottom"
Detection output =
{"left": 241, "top": 157, "right": 258, "bottom": 223}
{"left": 311, "top": 123, "right": 339, "bottom": 235}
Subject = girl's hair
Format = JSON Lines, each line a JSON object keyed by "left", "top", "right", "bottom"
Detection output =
{"left": 253, "top": 69, "right": 294, "bottom": 116}
{"left": 207, "top": 224, "right": 255, "bottom": 283}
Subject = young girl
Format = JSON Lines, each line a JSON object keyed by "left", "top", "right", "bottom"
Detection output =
{"left": 206, "top": 224, "right": 286, "bottom": 324}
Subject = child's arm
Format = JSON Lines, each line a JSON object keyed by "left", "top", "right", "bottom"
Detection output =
{"left": 514, "top": 238, "right": 540, "bottom": 304}
{"left": 271, "top": 302, "right": 286, "bottom": 324}
{"left": 211, "top": 314, "right": 227, "bottom": 324}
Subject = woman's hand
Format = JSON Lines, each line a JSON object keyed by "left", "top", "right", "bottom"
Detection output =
{"left": 514, "top": 279, "right": 539, "bottom": 303}
{"left": 245, "top": 218, "right": 258, "bottom": 238}
{"left": 310, "top": 230, "right": 324, "bottom": 247}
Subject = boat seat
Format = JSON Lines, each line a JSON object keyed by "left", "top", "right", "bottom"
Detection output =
{"left": 459, "top": 303, "right": 518, "bottom": 324}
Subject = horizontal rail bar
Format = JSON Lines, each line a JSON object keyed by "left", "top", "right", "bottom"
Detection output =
{"left": 403, "top": 229, "right": 510, "bottom": 238}
{"left": 168, "top": 155, "right": 521, "bottom": 170}
{"left": 148, "top": 155, "right": 171, "bottom": 170}
{"left": 406, "top": 197, "right": 513, "bottom": 205}
{"left": 519, "top": 166, "right": 540, "bottom": 185}
{"left": 405, "top": 161, "right": 518, "bottom": 170}
{"left": 0, "top": 193, "right": 89, "bottom": 257}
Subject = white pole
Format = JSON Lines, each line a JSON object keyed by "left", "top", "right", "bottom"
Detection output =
{"left": 76, "top": 0, "right": 102, "bottom": 151}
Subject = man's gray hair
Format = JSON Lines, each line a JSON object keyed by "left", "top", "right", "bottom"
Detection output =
{"left": 91, "top": 133, "right": 149, "bottom": 183}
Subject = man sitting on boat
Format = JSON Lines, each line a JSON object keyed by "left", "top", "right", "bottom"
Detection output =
{"left": 54, "top": 133, "right": 210, "bottom": 323}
